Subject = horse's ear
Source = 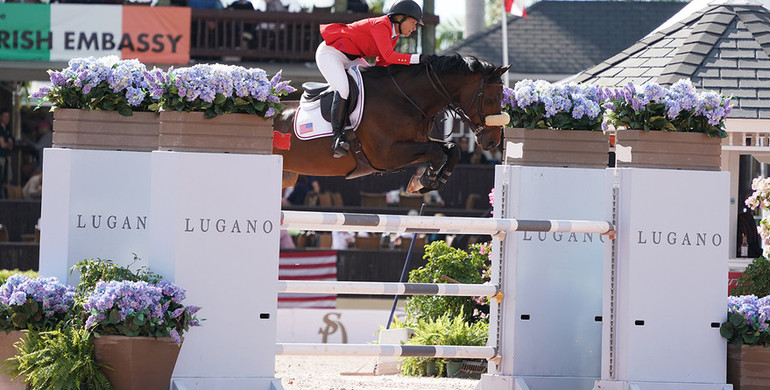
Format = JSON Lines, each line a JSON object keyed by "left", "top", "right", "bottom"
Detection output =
{"left": 493, "top": 65, "right": 512, "bottom": 79}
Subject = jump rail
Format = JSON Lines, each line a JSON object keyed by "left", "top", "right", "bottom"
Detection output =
{"left": 280, "top": 210, "right": 614, "bottom": 235}
{"left": 276, "top": 343, "right": 497, "bottom": 359}
{"left": 278, "top": 281, "right": 499, "bottom": 296}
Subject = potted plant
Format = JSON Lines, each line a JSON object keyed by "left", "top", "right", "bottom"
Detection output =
{"left": 399, "top": 312, "right": 488, "bottom": 378}
{"left": 501, "top": 80, "right": 610, "bottom": 168}
{"left": 146, "top": 63, "right": 295, "bottom": 154}
{"left": 604, "top": 79, "right": 732, "bottom": 170}
{"left": 31, "top": 56, "right": 161, "bottom": 151}
{"left": 406, "top": 241, "right": 490, "bottom": 325}
{"left": 82, "top": 278, "right": 201, "bottom": 390}
{"left": 0, "top": 274, "right": 76, "bottom": 389}
{"left": 398, "top": 242, "right": 491, "bottom": 377}
{"left": 720, "top": 295, "right": 770, "bottom": 390}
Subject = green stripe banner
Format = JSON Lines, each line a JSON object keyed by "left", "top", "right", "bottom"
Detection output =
{"left": 0, "top": 4, "right": 51, "bottom": 61}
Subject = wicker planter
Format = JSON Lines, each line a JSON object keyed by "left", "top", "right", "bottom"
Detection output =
{"left": 503, "top": 127, "right": 609, "bottom": 169}
{"left": 614, "top": 130, "right": 722, "bottom": 171}
{"left": 159, "top": 111, "right": 273, "bottom": 154}
{"left": 93, "top": 335, "right": 181, "bottom": 390}
{"left": 0, "top": 331, "right": 25, "bottom": 390}
{"left": 727, "top": 344, "right": 770, "bottom": 390}
{"left": 52, "top": 109, "right": 159, "bottom": 152}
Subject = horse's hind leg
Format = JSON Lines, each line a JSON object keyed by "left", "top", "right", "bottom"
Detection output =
{"left": 282, "top": 171, "right": 298, "bottom": 189}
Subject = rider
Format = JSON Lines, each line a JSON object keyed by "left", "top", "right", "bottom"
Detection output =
{"left": 316, "top": 0, "right": 428, "bottom": 158}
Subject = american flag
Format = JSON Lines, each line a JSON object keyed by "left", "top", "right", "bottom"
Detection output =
{"left": 299, "top": 122, "right": 314, "bottom": 135}
{"left": 278, "top": 250, "right": 337, "bottom": 309}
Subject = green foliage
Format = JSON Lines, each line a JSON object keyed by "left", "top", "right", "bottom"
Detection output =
{"left": 71, "top": 256, "right": 162, "bottom": 295}
{"left": 732, "top": 257, "right": 770, "bottom": 297}
{"left": 720, "top": 311, "right": 770, "bottom": 347}
{"left": 400, "top": 312, "right": 489, "bottom": 377}
{"left": 0, "top": 298, "right": 65, "bottom": 332}
{"left": 2, "top": 326, "right": 113, "bottom": 390}
{"left": 406, "top": 241, "right": 489, "bottom": 324}
{"left": 0, "top": 270, "right": 38, "bottom": 285}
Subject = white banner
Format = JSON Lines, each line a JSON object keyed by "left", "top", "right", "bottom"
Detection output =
{"left": 50, "top": 4, "right": 122, "bottom": 61}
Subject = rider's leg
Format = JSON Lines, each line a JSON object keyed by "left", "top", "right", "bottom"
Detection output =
{"left": 330, "top": 91, "right": 349, "bottom": 158}
{"left": 315, "top": 42, "right": 352, "bottom": 158}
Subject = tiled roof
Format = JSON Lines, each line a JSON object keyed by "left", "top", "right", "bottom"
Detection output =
{"left": 441, "top": 1, "right": 686, "bottom": 76}
{"left": 573, "top": 4, "right": 770, "bottom": 119}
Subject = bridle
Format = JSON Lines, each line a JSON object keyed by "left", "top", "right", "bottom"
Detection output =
{"left": 388, "top": 62, "right": 507, "bottom": 136}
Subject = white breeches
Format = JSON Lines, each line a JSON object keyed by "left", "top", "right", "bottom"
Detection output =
{"left": 315, "top": 42, "right": 369, "bottom": 100}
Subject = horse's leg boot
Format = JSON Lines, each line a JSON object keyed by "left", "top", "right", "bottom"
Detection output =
{"left": 331, "top": 92, "right": 350, "bottom": 158}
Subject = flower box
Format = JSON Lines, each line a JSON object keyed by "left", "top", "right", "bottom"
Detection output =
{"left": 727, "top": 344, "right": 770, "bottom": 390}
{"left": 53, "top": 109, "right": 159, "bottom": 152}
{"left": 503, "top": 127, "right": 609, "bottom": 169}
{"left": 614, "top": 130, "right": 722, "bottom": 171}
{"left": 158, "top": 111, "right": 273, "bottom": 154}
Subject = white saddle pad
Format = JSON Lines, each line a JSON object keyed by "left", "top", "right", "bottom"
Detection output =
{"left": 293, "top": 65, "right": 365, "bottom": 141}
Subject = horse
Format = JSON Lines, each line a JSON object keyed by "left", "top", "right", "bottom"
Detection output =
{"left": 273, "top": 54, "right": 510, "bottom": 194}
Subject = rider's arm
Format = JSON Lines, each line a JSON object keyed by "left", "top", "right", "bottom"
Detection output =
{"left": 371, "top": 22, "right": 418, "bottom": 66}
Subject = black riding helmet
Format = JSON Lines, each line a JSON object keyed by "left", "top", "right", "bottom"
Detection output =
{"left": 387, "top": 0, "right": 424, "bottom": 26}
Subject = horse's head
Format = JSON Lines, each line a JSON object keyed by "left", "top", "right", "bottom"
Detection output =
{"left": 427, "top": 55, "right": 511, "bottom": 151}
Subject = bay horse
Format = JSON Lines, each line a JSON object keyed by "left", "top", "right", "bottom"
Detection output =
{"left": 273, "top": 54, "right": 510, "bottom": 194}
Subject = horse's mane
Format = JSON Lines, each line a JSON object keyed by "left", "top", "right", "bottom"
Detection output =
{"left": 431, "top": 53, "right": 498, "bottom": 76}
{"left": 365, "top": 53, "right": 498, "bottom": 78}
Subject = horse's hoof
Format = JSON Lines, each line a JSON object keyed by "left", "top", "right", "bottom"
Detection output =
{"left": 418, "top": 187, "right": 433, "bottom": 194}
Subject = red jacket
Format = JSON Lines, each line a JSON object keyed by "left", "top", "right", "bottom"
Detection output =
{"left": 320, "top": 15, "right": 412, "bottom": 66}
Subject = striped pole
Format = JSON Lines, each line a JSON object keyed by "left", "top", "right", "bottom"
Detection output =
{"left": 278, "top": 280, "right": 499, "bottom": 297}
{"left": 276, "top": 343, "right": 497, "bottom": 359}
{"left": 281, "top": 210, "right": 614, "bottom": 235}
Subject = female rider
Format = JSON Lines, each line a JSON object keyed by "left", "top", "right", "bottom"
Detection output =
{"left": 316, "top": 0, "right": 428, "bottom": 158}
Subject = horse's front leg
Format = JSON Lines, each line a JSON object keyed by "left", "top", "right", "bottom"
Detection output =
{"left": 433, "top": 141, "right": 461, "bottom": 190}
{"left": 416, "top": 141, "right": 460, "bottom": 193}
{"left": 380, "top": 141, "right": 448, "bottom": 194}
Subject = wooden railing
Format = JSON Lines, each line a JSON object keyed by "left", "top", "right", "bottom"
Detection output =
{"left": 190, "top": 9, "right": 439, "bottom": 62}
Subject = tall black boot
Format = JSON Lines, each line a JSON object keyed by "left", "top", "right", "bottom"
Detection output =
{"left": 331, "top": 92, "right": 349, "bottom": 158}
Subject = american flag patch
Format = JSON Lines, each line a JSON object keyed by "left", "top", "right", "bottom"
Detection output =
{"left": 299, "top": 122, "right": 313, "bottom": 134}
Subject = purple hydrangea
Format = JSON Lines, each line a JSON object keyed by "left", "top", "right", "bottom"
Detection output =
{"left": 0, "top": 274, "right": 75, "bottom": 329}
{"left": 83, "top": 280, "right": 201, "bottom": 342}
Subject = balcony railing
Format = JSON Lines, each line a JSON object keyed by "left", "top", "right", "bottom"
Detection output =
{"left": 190, "top": 9, "right": 438, "bottom": 62}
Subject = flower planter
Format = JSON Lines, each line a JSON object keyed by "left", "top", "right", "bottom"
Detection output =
{"left": 614, "top": 130, "right": 722, "bottom": 171}
{"left": 727, "top": 344, "right": 770, "bottom": 390}
{"left": 0, "top": 331, "right": 25, "bottom": 390}
{"left": 52, "top": 109, "right": 159, "bottom": 152}
{"left": 158, "top": 111, "right": 273, "bottom": 154}
{"left": 446, "top": 360, "right": 463, "bottom": 377}
{"left": 93, "top": 335, "right": 181, "bottom": 390}
{"left": 503, "top": 127, "right": 610, "bottom": 169}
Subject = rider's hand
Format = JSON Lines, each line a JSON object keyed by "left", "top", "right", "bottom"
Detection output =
{"left": 419, "top": 54, "right": 430, "bottom": 64}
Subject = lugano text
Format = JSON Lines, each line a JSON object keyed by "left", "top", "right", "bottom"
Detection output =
{"left": 184, "top": 218, "right": 273, "bottom": 234}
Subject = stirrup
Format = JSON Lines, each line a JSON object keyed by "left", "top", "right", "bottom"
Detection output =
{"left": 332, "top": 137, "right": 349, "bottom": 158}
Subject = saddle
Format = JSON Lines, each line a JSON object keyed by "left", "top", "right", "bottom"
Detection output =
{"left": 293, "top": 66, "right": 383, "bottom": 179}
{"left": 300, "top": 74, "right": 359, "bottom": 125}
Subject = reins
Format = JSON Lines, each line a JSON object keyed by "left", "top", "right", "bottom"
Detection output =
{"left": 388, "top": 61, "right": 497, "bottom": 136}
